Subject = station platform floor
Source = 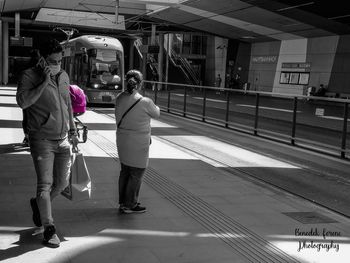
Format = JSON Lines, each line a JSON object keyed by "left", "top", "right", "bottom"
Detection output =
{"left": 0, "top": 85, "right": 350, "bottom": 263}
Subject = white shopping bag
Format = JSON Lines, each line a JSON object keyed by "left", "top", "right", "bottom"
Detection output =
{"left": 62, "top": 150, "right": 91, "bottom": 201}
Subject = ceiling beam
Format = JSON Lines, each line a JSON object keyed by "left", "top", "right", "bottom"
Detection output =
{"left": 118, "top": 0, "right": 179, "bottom": 6}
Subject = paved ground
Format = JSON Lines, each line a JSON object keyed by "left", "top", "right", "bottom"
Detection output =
{"left": 1, "top": 85, "right": 350, "bottom": 263}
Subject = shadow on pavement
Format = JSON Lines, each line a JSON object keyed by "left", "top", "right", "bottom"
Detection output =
{"left": 0, "top": 143, "right": 30, "bottom": 154}
{"left": 0, "top": 227, "right": 68, "bottom": 261}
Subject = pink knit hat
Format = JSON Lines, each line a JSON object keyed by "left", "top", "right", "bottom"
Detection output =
{"left": 69, "top": 84, "right": 86, "bottom": 114}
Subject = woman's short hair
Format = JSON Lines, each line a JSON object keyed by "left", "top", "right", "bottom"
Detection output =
{"left": 126, "top": 70, "right": 143, "bottom": 94}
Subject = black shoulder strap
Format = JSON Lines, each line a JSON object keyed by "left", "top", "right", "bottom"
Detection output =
{"left": 117, "top": 97, "right": 142, "bottom": 128}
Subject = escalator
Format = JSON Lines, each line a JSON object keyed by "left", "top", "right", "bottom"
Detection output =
{"left": 133, "top": 36, "right": 202, "bottom": 86}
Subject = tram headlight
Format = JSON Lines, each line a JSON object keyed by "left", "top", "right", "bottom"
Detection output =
{"left": 114, "top": 85, "right": 119, "bottom": 89}
{"left": 92, "top": 83, "right": 101, "bottom": 89}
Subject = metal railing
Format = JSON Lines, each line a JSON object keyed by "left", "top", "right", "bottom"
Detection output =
{"left": 143, "top": 80, "right": 350, "bottom": 159}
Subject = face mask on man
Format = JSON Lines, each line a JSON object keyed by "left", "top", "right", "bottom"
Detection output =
{"left": 49, "top": 64, "right": 61, "bottom": 76}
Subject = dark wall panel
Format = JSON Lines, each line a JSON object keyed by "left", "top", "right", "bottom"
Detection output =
{"left": 329, "top": 35, "right": 350, "bottom": 93}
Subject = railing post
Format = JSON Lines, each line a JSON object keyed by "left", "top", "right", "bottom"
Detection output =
{"left": 183, "top": 86, "right": 187, "bottom": 117}
{"left": 154, "top": 83, "right": 158, "bottom": 104}
{"left": 225, "top": 90, "right": 230, "bottom": 128}
{"left": 254, "top": 93, "right": 260, "bottom": 135}
{"left": 202, "top": 88, "right": 207, "bottom": 122}
{"left": 341, "top": 102, "right": 348, "bottom": 158}
{"left": 142, "top": 82, "right": 146, "bottom": 96}
{"left": 167, "top": 90, "right": 171, "bottom": 113}
{"left": 291, "top": 97, "right": 298, "bottom": 145}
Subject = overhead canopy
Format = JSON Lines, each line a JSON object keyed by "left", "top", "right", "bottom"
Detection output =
{"left": 1, "top": 0, "right": 350, "bottom": 42}
{"left": 35, "top": 8, "right": 126, "bottom": 30}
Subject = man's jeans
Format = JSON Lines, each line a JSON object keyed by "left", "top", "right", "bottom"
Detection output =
{"left": 30, "top": 137, "right": 72, "bottom": 227}
{"left": 119, "top": 163, "right": 145, "bottom": 208}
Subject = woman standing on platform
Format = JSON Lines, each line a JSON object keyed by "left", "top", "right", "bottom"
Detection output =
{"left": 115, "top": 70, "right": 160, "bottom": 214}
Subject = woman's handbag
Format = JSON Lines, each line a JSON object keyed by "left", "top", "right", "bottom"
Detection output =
{"left": 62, "top": 147, "right": 91, "bottom": 201}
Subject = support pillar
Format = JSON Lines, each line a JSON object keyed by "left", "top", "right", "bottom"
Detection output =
{"left": 165, "top": 33, "right": 170, "bottom": 90}
{"left": 151, "top": 24, "right": 156, "bottom": 45}
{"left": 157, "top": 33, "right": 164, "bottom": 90}
{"left": 115, "top": 0, "right": 120, "bottom": 25}
{"left": 141, "top": 37, "right": 147, "bottom": 79}
{"left": 15, "top": 12, "right": 20, "bottom": 37}
{"left": 2, "top": 21, "right": 9, "bottom": 85}
{"left": 0, "top": 20, "right": 3, "bottom": 84}
{"left": 129, "top": 39, "right": 134, "bottom": 70}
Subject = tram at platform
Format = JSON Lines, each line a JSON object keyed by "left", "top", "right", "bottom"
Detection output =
{"left": 62, "top": 35, "right": 124, "bottom": 104}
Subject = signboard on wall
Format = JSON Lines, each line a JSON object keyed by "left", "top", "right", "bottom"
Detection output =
{"left": 282, "top": 62, "right": 311, "bottom": 69}
{"left": 279, "top": 71, "right": 310, "bottom": 85}
{"left": 299, "top": 73, "right": 310, "bottom": 85}
{"left": 148, "top": 45, "right": 160, "bottom": 54}
{"left": 10, "top": 36, "right": 33, "bottom": 47}
{"left": 251, "top": 55, "right": 277, "bottom": 63}
{"left": 139, "top": 45, "right": 160, "bottom": 54}
{"left": 279, "top": 62, "right": 311, "bottom": 85}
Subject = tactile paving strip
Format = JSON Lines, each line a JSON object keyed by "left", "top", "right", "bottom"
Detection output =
{"left": 88, "top": 131, "right": 300, "bottom": 263}
{"left": 283, "top": 212, "right": 338, "bottom": 224}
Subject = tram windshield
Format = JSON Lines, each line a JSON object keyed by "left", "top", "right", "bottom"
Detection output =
{"left": 90, "top": 49, "right": 122, "bottom": 86}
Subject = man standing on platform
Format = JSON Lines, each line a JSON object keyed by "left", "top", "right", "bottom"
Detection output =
{"left": 16, "top": 39, "right": 78, "bottom": 248}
